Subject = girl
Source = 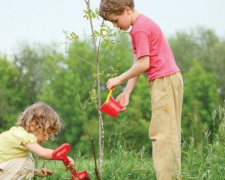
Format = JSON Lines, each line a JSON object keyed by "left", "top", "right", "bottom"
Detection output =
{"left": 0, "top": 102, "right": 74, "bottom": 179}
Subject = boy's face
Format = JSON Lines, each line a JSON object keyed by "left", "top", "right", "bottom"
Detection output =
{"left": 106, "top": 7, "right": 132, "bottom": 31}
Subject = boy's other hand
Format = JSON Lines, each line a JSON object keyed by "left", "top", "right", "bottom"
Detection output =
{"left": 116, "top": 92, "right": 130, "bottom": 111}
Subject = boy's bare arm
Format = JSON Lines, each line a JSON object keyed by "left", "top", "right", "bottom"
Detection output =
{"left": 123, "top": 54, "right": 141, "bottom": 95}
{"left": 106, "top": 55, "right": 150, "bottom": 90}
{"left": 119, "top": 55, "right": 149, "bottom": 83}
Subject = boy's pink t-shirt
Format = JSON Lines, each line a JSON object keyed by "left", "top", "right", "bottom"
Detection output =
{"left": 130, "top": 14, "right": 180, "bottom": 82}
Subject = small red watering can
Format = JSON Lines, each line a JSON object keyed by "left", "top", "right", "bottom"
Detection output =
{"left": 100, "top": 90, "right": 123, "bottom": 118}
{"left": 52, "top": 143, "right": 91, "bottom": 180}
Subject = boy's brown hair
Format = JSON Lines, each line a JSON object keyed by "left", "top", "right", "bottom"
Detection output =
{"left": 99, "top": 0, "right": 135, "bottom": 20}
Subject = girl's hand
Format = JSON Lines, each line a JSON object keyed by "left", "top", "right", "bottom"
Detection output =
{"left": 66, "top": 156, "right": 75, "bottom": 170}
{"left": 35, "top": 168, "right": 54, "bottom": 177}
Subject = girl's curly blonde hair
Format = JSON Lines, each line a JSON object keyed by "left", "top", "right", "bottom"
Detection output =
{"left": 17, "top": 102, "right": 62, "bottom": 140}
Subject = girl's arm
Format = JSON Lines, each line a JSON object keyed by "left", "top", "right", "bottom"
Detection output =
{"left": 25, "top": 142, "right": 75, "bottom": 167}
{"left": 25, "top": 142, "right": 53, "bottom": 159}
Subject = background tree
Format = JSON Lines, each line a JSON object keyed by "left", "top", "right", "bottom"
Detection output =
{"left": 169, "top": 27, "right": 225, "bottom": 101}
{"left": 1, "top": 26, "right": 224, "bottom": 159}
{"left": 182, "top": 59, "right": 220, "bottom": 142}
{"left": 0, "top": 57, "right": 19, "bottom": 131}
{"left": 39, "top": 39, "right": 97, "bottom": 152}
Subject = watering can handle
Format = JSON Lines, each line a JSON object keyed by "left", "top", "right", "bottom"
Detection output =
{"left": 105, "top": 90, "right": 113, "bottom": 104}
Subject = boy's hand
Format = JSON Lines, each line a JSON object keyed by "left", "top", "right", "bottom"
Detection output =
{"left": 116, "top": 92, "right": 130, "bottom": 111}
{"left": 35, "top": 168, "right": 54, "bottom": 177}
{"left": 106, "top": 77, "right": 123, "bottom": 90}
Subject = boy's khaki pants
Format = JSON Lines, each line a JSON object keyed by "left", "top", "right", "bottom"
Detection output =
{"left": 0, "top": 156, "right": 34, "bottom": 180}
{"left": 149, "top": 72, "right": 183, "bottom": 180}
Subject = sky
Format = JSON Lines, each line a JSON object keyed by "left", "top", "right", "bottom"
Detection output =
{"left": 0, "top": 0, "right": 225, "bottom": 55}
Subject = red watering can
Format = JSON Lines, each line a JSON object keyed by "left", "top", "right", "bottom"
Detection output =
{"left": 52, "top": 143, "right": 91, "bottom": 180}
{"left": 100, "top": 90, "right": 123, "bottom": 118}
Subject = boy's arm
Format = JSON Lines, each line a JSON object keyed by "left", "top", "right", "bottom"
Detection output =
{"left": 106, "top": 55, "right": 149, "bottom": 91}
{"left": 119, "top": 55, "right": 149, "bottom": 82}
{"left": 116, "top": 75, "right": 139, "bottom": 110}
{"left": 114, "top": 55, "right": 149, "bottom": 110}
{"left": 123, "top": 54, "right": 141, "bottom": 95}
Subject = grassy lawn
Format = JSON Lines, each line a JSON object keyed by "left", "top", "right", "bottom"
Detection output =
{"left": 34, "top": 107, "right": 225, "bottom": 180}
{"left": 34, "top": 138, "right": 225, "bottom": 180}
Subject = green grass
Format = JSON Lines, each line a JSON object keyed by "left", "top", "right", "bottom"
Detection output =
{"left": 34, "top": 106, "right": 225, "bottom": 180}
{"left": 34, "top": 138, "right": 225, "bottom": 180}
{"left": 100, "top": 146, "right": 155, "bottom": 180}
{"left": 34, "top": 147, "right": 155, "bottom": 180}
{"left": 34, "top": 140, "right": 225, "bottom": 180}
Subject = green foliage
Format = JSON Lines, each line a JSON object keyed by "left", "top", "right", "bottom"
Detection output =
{"left": 33, "top": 104, "right": 225, "bottom": 179}
{"left": 63, "top": 31, "right": 79, "bottom": 41}
{"left": 182, "top": 104, "right": 225, "bottom": 179}
{"left": 0, "top": 27, "right": 225, "bottom": 173}
{"left": 83, "top": 8, "right": 99, "bottom": 20}
{"left": 169, "top": 27, "right": 225, "bottom": 100}
{"left": 101, "top": 146, "right": 155, "bottom": 180}
{"left": 210, "top": 40, "right": 225, "bottom": 99}
{"left": 38, "top": 39, "right": 99, "bottom": 154}
{"left": 0, "top": 57, "right": 19, "bottom": 131}
{"left": 95, "top": 23, "right": 119, "bottom": 46}
{"left": 182, "top": 60, "right": 220, "bottom": 142}
{"left": 169, "top": 30, "right": 198, "bottom": 73}
{"left": 33, "top": 145, "right": 155, "bottom": 180}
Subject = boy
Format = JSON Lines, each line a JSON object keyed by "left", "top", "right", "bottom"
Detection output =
{"left": 99, "top": 0, "right": 183, "bottom": 179}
